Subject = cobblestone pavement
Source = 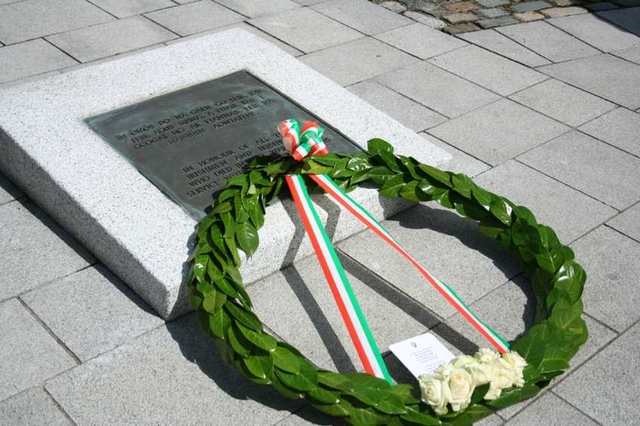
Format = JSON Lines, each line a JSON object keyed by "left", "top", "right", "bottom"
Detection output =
{"left": 1, "top": 0, "right": 640, "bottom": 425}
{"left": 375, "top": 0, "right": 640, "bottom": 33}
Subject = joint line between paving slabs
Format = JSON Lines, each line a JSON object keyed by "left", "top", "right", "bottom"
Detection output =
{"left": 544, "top": 20, "right": 606, "bottom": 55}
{"left": 604, "top": 223, "right": 640, "bottom": 245}
{"left": 43, "top": 386, "right": 79, "bottom": 426}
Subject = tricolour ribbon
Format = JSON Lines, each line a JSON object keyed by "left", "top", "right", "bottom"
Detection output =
{"left": 280, "top": 118, "right": 509, "bottom": 382}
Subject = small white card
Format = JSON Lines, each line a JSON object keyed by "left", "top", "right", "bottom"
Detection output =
{"left": 389, "top": 333, "right": 456, "bottom": 378}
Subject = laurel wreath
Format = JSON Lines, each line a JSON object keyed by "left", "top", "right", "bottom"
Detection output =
{"left": 187, "top": 138, "right": 588, "bottom": 425}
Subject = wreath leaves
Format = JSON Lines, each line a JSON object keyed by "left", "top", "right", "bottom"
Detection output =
{"left": 187, "top": 139, "right": 588, "bottom": 425}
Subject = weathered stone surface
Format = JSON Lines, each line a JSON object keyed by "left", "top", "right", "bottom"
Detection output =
{"left": 444, "top": 12, "right": 480, "bottom": 24}
{"left": 549, "top": 13, "right": 640, "bottom": 52}
{"left": 375, "top": 23, "right": 468, "bottom": 60}
{"left": 0, "top": 173, "right": 22, "bottom": 205}
{"left": 0, "top": 30, "right": 449, "bottom": 319}
{"left": 215, "top": 0, "right": 300, "bottom": 18}
{"left": 0, "top": 39, "right": 77, "bottom": 84}
{"left": 144, "top": 1, "right": 243, "bottom": 36}
{"left": 85, "top": 0, "right": 175, "bottom": 18}
{"left": 311, "top": 0, "right": 413, "bottom": 36}
{"left": 476, "top": 0, "right": 509, "bottom": 6}
{"left": 611, "top": 46, "right": 640, "bottom": 65}
{"left": 512, "top": 1, "right": 551, "bottom": 12}
{"left": 423, "top": 134, "right": 491, "bottom": 177}
{"left": 509, "top": 393, "right": 599, "bottom": 425}
{"left": 459, "top": 29, "right": 551, "bottom": 67}
{"left": 477, "top": 16, "right": 519, "bottom": 28}
{"left": 0, "top": 388, "right": 72, "bottom": 426}
{"left": 513, "top": 11, "right": 545, "bottom": 21}
{"left": 402, "top": 11, "right": 446, "bottom": 29}
{"left": 478, "top": 8, "right": 509, "bottom": 18}
{"left": 608, "top": 203, "right": 640, "bottom": 244}
{"left": 541, "top": 6, "right": 587, "bottom": 17}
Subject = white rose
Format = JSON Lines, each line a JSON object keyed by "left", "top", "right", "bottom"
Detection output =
{"left": 502, "top": 352, "right": 527, "bottom": 387}
{"left": 465, "top": 360, "right": 494, "bottom": 386}
{"left": 452, "top": 355, "right": 476, "bottom": 369}
{"left": 446, "top": 368, "right": 475, "bottom": 412}
{"left": 484, "top": 381, "right": 503, "bottom": 401}
{"left": 418, "top": 373, "right": 451, "bottom": 416}
{"left": 475, "top": 348, "right": 500, "bottom": 364}
{"left": 482, "top": 359, "right": 519, "bottom": 401}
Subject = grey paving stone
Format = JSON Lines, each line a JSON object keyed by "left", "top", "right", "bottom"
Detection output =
{"left": 402, "top": 11, "right": 446, "bottom": 29}
{"left": 476, "top": 414, "right": 505, "bottom": 425}
{"left": 0, "top": 387, "right": 72, "bottom": 426}
{"left": 541, "top": 6, "right": 588, "bottom": 17}
{"left": 380, "top": 1, "right": 408, "bottom": 12}
{"left": 275, "top": 404, "right": 337, "bottom": 425}
{"left": 474, "top": 160, "right": 616, "bottom": 243}
{"left": 293, "top": 0, "right": 325, "bottom": 4}
{"left": 0, "top": 39, "right": 77, "bottom": 84}
{"left": 579, "top": 107, "right": 640, "bottom": 157}
{"left": 22, "top": 266, "right": 164, "bottom": 361}
{"left": 0, "top": 299, "right": 76, "bottom": 401}
{"left": 507, "top": 393, "right": 598, "bottom": 425}
{"left": 512, "top": 1, "right": 551, "bottom": 12}
{"left": 555, "top": 321, "right": 640, "bottom": 425}
{"left": 570, "top": 226, "right": 640, "bottom": 331}
{"left": 300, "top": 37, "right": 418, "bottom": 86}
{"left": 145, "top": 0, "right": 244, "bottom": 36}
{"left": 339, "top": 203, "right": 522, "bottom": 319}
{"left": 497, "top": 21, "right": 599, "bottom": 62}
{"left": 477, "top": 16, "right": 519, "bottom": 29}
{"left": 377, "top": 62, "right": 500, "bottom": 117}
{"left": 375, "top": 23, "right": 468, "bottom": 59}
{"left": 477, "top": 0, "right": 509, "bottom": 6}
{"left": 429, "top": 99, "right": 569, "bottom": 165}
{"left": 87, "top": 0, "right": 175, "bottom": 17}
{"left": 215, "top": 0, "right": 300, "bottom": 18}
{"left": 608, "top": 203, "right": 640, "bottom": 242}
{"left": 510, "top": 79, "right": 616, "bottom": 127}
{"left": 540, "top": 54, "right": 640, "bottom": 110}
{"left": 250, "top": 7, "right": 363, "bottom": 53}
{"left": 428, "top": 45, "right": 547, "bottom": 96}
{"left": 0, "top": 173, "right": 22, "bottom": 205}
{"left": 0, "top": 0, "right": 113, "bottom": 45}
{"left": 586, "top": 1, "right": 619, "bottom": 11}
{"left": 348, "top": 80, "right": 447, "bottom": 131}
{"left": 165, "top": 21, "right": 303, "bottom": 57}
{"left": 0, "top": 202, "right": 93, "bottom": 300}
{"left": 423, "top": 134, "right": 491, "bottom": 177}
{"left": 519, "top": 131, "right": 640, "bottom": 210}
{"left": 478, "top": 8, "right": 509, "bottom": 18}
{"left": 597, "top": 6, "right": 640, "bottom": 37}
{"left": 458, "top": 29, "right": 551, "bottom": 67}
{"left": 46, "top": 17, "right": 176, "bottom": 63}
{"left": 611, "top": 46, "right": 640, "bottom": 65}
{"left": 45, "top": 315, "right": 300, "bottom": 424}
{"left": 311, "top": 0, "right": 413, "bottom": 36}
{"left": 247, "top": 253, "right": 432, "bottom": 373}
{"left": 549, "top": 13, "right": 640, "bottom": 52}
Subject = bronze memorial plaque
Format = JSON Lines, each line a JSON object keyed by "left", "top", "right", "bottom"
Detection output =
{"left": 86, "top": 71, "right": 361, "bottom": 219}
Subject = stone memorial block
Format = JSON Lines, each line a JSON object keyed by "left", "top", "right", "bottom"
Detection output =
{"left": 0, "top": 29, "right": 450, "bottom": 319}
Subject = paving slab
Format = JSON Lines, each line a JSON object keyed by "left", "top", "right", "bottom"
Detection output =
{"left": 512, "top": 0, "right": 551, "bottom": 12}
{"left": 540, "top": 54, "right": 640, "bottom": 110}
{"left": 339, "top": 203, "right": 522, "bottom": 319}
{"left": 0, "top": 388, "right": 72, "bottom": 426}
{"left": 0, "top": 30, "right": 449, "bottom": 319}
{"left": 507, "top": 392, "right": 598, "bottom": 425}
{"left": 145, "top": 0, "right": 244, "bottom": 36}
{"left": 428, "top": 45, "right": 547, "bottom": 96}
{"left": 570, "top": 226, "right": 640, "bottom": 331}
{"left": 300, "top": 37, "right": 418, "bottom": 86}
{"left": 215, "top": 0, "right": 300, "bottom": 18}
{"left": 250, "top": 7, "right": 363, "bottom": 53}
{"left": 597, "top": 6, "right": 640, "bottom": 37}
{"left": 0, "top": 39, "right": 77, "bottom": 84}
{"left": 45, "top": 315, "right": 300, "bottom": 425}
{"left": 496, "top": 21, "right": 599, "bottom": 62}
{"left": 424, "top": 134, "right": 491, "bottom": 177}
{"left": 549, "top": 13, "right": 640, "bottom": 52}
{"left": 429, "top": 98, "right": 569, "bottom": 165}
{"left": 378, "top": 62, "right": 500, "bottom": 118}
{"left": 87, "top": 0, "right": 176, "bottom": 17}
{"left": 46, "top": 16, "right": 177, "bottom": 63}
{"left": 22, "top": 266, "right": 164, "bottom": 361}
{"left": 474, "top": 160, "right": 616, "bottom": 243}
{"left": 541, "top": 6, "right": 588, "bottom": 17}
{"left": 458, "top": 29, "right": 551, "bottom": 67}
{"left": 579, "top": 107, "right": 640, "bottom": 157}
{"left": 402, "top": 10, "right": 447, "bottom": 29}
{"left": 348, "top": 80, "right": 447, "bottom": 131}
{"left": 510, "top": 79, "right": 616, "bottom": 127}
{"left": 611, "top": 46, "right": 640, "bottom": 64}
{"left": 247, "top": 253, "right": 431, "bottom": 372}
{"left": 478, "top": 8, "right": 510, "bottom": 17}
{"left": 375, "top": 23, "right": 468, "bottom": 59}
{"left": 0, "top": 202, "right": 94, "bottom": 300}
{"left": 0, "top": 299, "right": 76, "bottom": 401}
{"left": 0, "top": 0, "right": 113, "bottom": 45}
{"left": 586, "top": 1, "right": 619, "bottom": 11}
{"left": 519, "top": 131, "right": 640, "bottom": 210}
{"left": 607, "top": 203, "right": 640, "bottom": 242}
{"left": 477, "top": 16, "right": 519, "bottom": 29}
{"left": 311, "top": 0, "right": 413, "bottom": 36}
{"left": 0, "top": 173, "right": 22, "bottom": 205}
{"left": 477, "top": 0, "right": 509, "bottom": 6}
{"left": 555, "top": 321, "right": 640, "bottom": 425}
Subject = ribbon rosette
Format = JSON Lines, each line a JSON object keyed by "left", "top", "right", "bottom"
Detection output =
{"left": 279, "top": 118, "right": 509, "bottom": 383}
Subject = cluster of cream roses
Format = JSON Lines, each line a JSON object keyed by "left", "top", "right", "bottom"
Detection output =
{"left": 418, "top": 349, "right": 527, "bottom": 416}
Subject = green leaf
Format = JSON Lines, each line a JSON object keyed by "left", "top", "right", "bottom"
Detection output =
{"left": 367, "top": 166, "right": 396, "bottom": 186}
{"left": 346, "top": 156, "right": 370, "bottom": 172}
{"left": 249, "top": 204, "right": 265, "bottom": 229}
{"left": 380, "top": 174, "right": 406, "bottom": 198}
{"left": 398, "top": 180, "right": 421, "bottom": 202}
{"left": 202, "top": 289, "right": 227, "bottom": 315}
{"left": 243, "top": 354, "right": 274, "bottom": 380}
{"left": 488, "top": 383, "right": 540, "bottom": 408}
{"left": 401, "top": 406, "right": 440, "bottom": 425}
{"left": 307, "top": 386, "right": 340, "bottom": 405}
{"left": 189, "top": 291, "right": 203, "bottom": 310}
{"left": 388, "top": 384, "right": 421, "bottom": 404}
{"left": 535, "top": 248, "right": 565, "bottom": 274}
{"left": 233, "top": 195, "right": 249, "bottom": 223}
{"left": 379, "top": 149, "right": 401, "bottom": 173}
{"left": 272, "top": 345, "right": 300, "bottom": 374}
{"left": 317, "top": 371, "right": 354, "bottom": 391}
{"left": 271, "top": 374, "right": 304, "bottom": 400}
{"left": 225, "top": 302, "right": 263, "bottom": 332}
{"left": 471, "top": 187, "right": 492, "bottom": 208}
{"left": 276, "top": 368, "right": 317, "bottom": 392}
{"left": 236, "top": 322, "right": 279, "bottom": 352}
{"left": 226, "top": 174, "right": 248, "bottom": 187}
{"left": 212, "top": 200, "right": 232, "bottom": 214}
{"left": 236, "top": 221, "right": 259, "bottom": 257}
{"left": 208, "top": 308, "right": 231, "bottom": 338}
{"left": 344, "top": 406, "right": 387, "bottom": 426}
{"left": 227, "top": 323, "right": 253, "bottom": 357}
{"left": 193, "top": 254, "right": 208, "bottom": 282}
{"left": 345, "top": 372, "right": 391, "bottom": 390}
{"left": 220, "top": 212, "right": 235, "bottom": 239}
{"left": 373, "top": 393, "right": 407, "bottom": 415}
{"left": 311, "top": 400, "right": 351, "bottom": 418}
{"left": 418, "top": 164, "right": 451, "bottom": 187}
{"left": 451, "top": 173, "right": 476, "bottom": 198}
{"left": 216, "top": 188, "right": 239, "bottom": 203}
{"left": 490, "top": 199, "right": 512, "bottom": 225}
{"left": 223, "top": 236, "right": 241, "bottom": 267}
{"left": 513, "top": 206, "right": 537, "bottom": 226}
{"left": 249, "top": 170, "right": 270, "bottom": 187}
{"left": 208, "top": 264, "right": 239, "bottom": 299}
{"left": 368, "top": 138, "right": 394, "bottom": 156}
{"left": 471, "top": 384, "right": 490, "bottom": 404}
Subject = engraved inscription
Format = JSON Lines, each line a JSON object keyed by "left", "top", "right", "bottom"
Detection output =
{"left": 85, "top": 71, "right": 361, "bottom": 220}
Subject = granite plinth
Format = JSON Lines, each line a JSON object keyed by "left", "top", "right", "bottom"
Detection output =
{"left": 0, "top": 29, "right": 450, "bottom": 319}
